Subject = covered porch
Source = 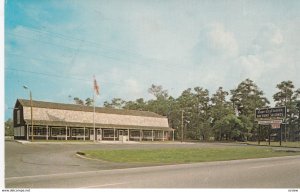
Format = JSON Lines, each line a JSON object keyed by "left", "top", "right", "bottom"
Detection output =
{"left": 22, "top": 120, "right": 175, "bottom": 142}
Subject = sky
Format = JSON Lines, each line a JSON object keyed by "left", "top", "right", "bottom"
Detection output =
{"left": 4, "top": 0, "right": 300, "bottom": 120}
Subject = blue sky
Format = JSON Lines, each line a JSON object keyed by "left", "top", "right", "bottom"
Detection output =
{"left": 4, "top": 0, "right": 300, "bottom": 120}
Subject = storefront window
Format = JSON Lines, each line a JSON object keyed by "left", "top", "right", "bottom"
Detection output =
{"left": 103, "top": 129, "right": 114, "bottom": 138}
{"left": 71, "top": 128, "right": 85, "bottom": 136}
{"left": 51, "top": 127, "right": 70, "bottom": 136}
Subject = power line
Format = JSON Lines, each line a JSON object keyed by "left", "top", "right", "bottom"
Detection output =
{"left": 6, "top": 24, "right": 191, "bottom": 70}
{"left": 5, "top": 67, "right": 128, "bottom": 87}
{"left": 5, "top": 67, "right": 91, "bottom": 82}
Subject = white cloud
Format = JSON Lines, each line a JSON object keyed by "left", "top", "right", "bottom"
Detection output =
{"left": 271, "top": 30, "right": 283, "bottom": 45}
{"left": 208, "top": 23, "right": 239, "bottom": 58}
{"left": 251, "top": 24, "right": 284, "bottom": 54}
{"left": 239, "top": 55, "right": 265, "bottom": 80}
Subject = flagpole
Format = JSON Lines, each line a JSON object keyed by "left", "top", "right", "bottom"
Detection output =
{"left": 93, "top": 75, "right": 99, "bottom": 143}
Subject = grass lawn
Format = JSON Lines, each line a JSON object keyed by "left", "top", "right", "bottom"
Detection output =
{"left": 80, "top": 146, "right": 300, "bottom": 164}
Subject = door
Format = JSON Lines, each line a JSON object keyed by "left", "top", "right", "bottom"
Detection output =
{"left": 119, "top": 130, "right": 123, "bottom": 141}
{"left": 89, "top": 129, "right": 94, "bottom": 140}
{"left": 97, "top": 129, "right": 102, "bottom": 141}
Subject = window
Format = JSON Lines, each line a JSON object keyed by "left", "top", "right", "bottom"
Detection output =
{"left": 130, "top": 130, "right": 140, "bottom": 137}
{"left": 17, "top": 110, "right": 20, "bottom": 124}
{"left": 71, "top": 128, "right": 87, "bottom": 136}
{"left": 103, "top": 129, "right": 115, "bottom": 138}
{"left": 143, "top": 131, "right": 152, "bottom": 137}
{"left": 29, "top": 126, "right": 47, "bottom": 136}
{"left": 34, "top": 127, "right": 46, "bottom": 136}
{"left": 51, "top": 127, "right": 70, "bottom": 136}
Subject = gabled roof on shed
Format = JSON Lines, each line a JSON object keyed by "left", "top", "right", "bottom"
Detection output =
{"left": 17, "top": 99, "right": 165, "bottom": 118}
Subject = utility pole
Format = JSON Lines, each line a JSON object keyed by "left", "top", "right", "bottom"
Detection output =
{"left": 30, "top": 90, "right": 33, "bottom": 142}
{"left": 181, "top": 110, "right": 184, "bottom": 143}
{"left": 23, "top": 85, "right": 33, "bottom": 142}
{"left": 258, "top": 124, "right": 260, "bottom": 145}
{"left": 280, "top": 123, "right": 282, "bottom": 146}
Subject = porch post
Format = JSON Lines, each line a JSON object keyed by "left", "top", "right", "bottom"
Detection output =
{"left": 172, "top": 130, "right": 174, "bottom": 141}
{"left": 65, "top": 126, "right": 67, "bottom": 140}
{"left": 83, "top": 127, "right": 85, "bottom": 141}
{"left": 100, "top": 128, "right": 102, "bottom": 141}
{"left": 26, "top": 124, "right": 29, "bottom": 140}
{"left": 46, "top": 125, "right": 48, "bottom": 140}
{"left": 152, "top": 130, "right": 154, "bottom": 141}
{"left": 163, "top": 130, "right": 165, "bottom": 141}
{"left": 127, "top": 129, "right": 129, "bottom": 141}
{"left": 140, "top": 129, "right": 142, "bottom": 142}
{"left": 114, "top": 128, "right": 116, "bottom": 141}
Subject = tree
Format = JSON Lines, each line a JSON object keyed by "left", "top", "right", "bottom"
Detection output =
{"left": 123, "top": 98, "right": 147, "bottom": 111}
{"left": 230, "top": 79, "right": 269, "bottom": 140}
{"left": 273, "top": 81, "right": 294, "bottom": 107}
{"left": 5, "top": 118, "right": 14, "bottom": 136}
{"left": 103, "top": 98, "right": 126, "bottom": 109}
{"left": 147, "top": 84, "right": 171, "bottom": 116}
{"left": 176, "top": 87, "right": 210, "bottom": 140}
{"left": 214, "top": 114, "right": 243, "bottom": 141}
{"left": 73, "top": 97, "right": 84, "bottom": 105}
{"left": 85, "top": 98, "right": 94, "bottom": 106}
{"left": 231, "top": 79, "right": 269, "bottom": 116}
{"left": 273, "top": 81, "right": 300, "bottom": 141}
{"left": 148, "top": 84, "right": 168, "bottom": 100}
{"left": 211, "top": 87, "right": 234, "bottom": 140}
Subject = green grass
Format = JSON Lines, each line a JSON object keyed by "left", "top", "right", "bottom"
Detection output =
{"left": 81, "top": 146, "right": 300, "bottom": 164}
{"left": 245, "top": 141, "right": 300, "bottom": 148}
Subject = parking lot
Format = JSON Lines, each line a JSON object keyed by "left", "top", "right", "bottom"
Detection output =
{"left": 5, "top": 140, "right": 249, "bottom": 178}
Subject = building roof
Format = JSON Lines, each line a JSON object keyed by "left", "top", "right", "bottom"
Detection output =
{"left": 17, "top": 99, "right": 165, "bottom": 118}
{"left": 16, "top": 99, "right": 173, "bottom": 130}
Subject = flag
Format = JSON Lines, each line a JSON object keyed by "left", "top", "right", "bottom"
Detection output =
{"left": 93, "top": 76, "right": 100, "bottom": 95}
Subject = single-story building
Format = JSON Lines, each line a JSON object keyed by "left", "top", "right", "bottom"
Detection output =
{"left": 13, "top": 99, "right": 175, "bottom": 141}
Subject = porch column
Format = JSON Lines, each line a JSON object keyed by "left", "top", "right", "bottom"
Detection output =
{"left": 26, "top": 124, "right": 29, "bottom": 140}
{"left": 163, "top": 130, "right": 165, "bottom": 141}
{"left": 114, "top": 128, "right": 116, "bottom": 141}
{"left": 140, "top": 129, "right": 142, "bottom": 142}
{"left": 127, "top": 129, "right": 129, "bottom": 141}
{"left": 100, "top": 128, "right": 102, "bottom": 141}
{"left": 65, "top": 126, "right": 67, "bottom": 140}
{"left": 172, "top": 130, "right": 174, "bottom": 141}
{"left": 83, "top": 127, "right": 85, "bottom": 141}
{"left": 46, "top": 125, "right": 48, "bottom": 140}
{"left": 152, "top": 130, "right": 154, "bottom": 141}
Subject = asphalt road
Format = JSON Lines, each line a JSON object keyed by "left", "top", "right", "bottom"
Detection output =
{"left": 5, "top": 141, "right": 300, "bottom": 188}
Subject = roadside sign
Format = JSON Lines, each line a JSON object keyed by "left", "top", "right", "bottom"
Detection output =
{"left": 258, "top": 120, "right": 282, "bottom": 125}
{"left": 255, "top": 107, "right": 286, "bottom": 120}
{"left": 271, "top": 123, "right": 281, "bottom": 129}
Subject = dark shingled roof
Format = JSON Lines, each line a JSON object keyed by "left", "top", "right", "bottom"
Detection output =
{"left": 17, "top": 99, "right": 165, "bottom": 118}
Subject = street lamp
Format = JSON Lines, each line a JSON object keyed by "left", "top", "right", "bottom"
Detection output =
{"left": 23, "top": 85, "right": 33, "bottom": 141}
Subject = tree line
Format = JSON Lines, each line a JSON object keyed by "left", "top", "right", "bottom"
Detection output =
{"left": 103, "top": 79, "right": 300, "bottom": 142}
